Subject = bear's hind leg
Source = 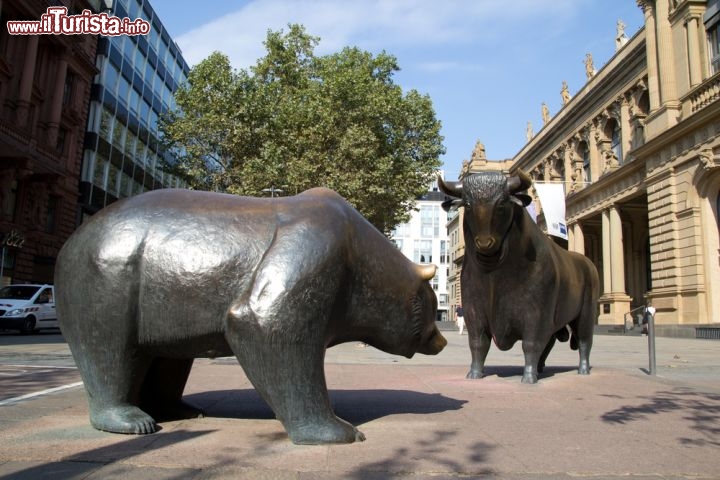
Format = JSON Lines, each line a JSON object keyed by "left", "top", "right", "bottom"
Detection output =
{"left": 140, "top": 357, "right": 203, "bottom": 421}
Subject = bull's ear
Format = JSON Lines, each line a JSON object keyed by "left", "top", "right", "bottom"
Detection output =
{"left": 438, "top": 175, "right": 462, "bottom": 198}
{"left": 511, "top": 193, "right": 532, "bottom": 207}
{"left": 441, "top": 198, "right": 463, "bottom": 212}
{"left": 415, "top": 263, "right": 437, "bottom": 281}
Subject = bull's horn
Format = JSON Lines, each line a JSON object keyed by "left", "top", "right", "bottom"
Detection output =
{"left": 437, "top": 174, "right": 463, "bottom": 198}
{"left": 507, "top": 168, "right": 532, "bottom": 194}
{"left": 415, "top": 263, "right": 437, "bottom": 281}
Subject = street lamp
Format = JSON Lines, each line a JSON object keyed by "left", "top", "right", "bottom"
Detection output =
{"left": 262, "top": 186, "right": 285, "bottom": 198}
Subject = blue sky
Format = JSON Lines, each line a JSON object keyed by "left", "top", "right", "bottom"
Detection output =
{"left": 150, "top": 0, "right": 644, "bottom": 180}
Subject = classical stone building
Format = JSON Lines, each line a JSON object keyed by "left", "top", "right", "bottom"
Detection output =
{"left": 0, "top": 0, "right": 99, "bottom": 284}
{"left": 493, "top": 0, "right": 720, "bottom": 334}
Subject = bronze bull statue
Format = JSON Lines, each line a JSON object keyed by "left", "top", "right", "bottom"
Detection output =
{"left": 439, "top": 170, "right": 599, "bottom": 384}
{"left": 55, "top": 187, "right": 446, "bottom": 444}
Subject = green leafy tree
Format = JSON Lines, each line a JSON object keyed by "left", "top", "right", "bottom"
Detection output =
{"left": 160, "top": 24, "right": 444, "bottom": 233}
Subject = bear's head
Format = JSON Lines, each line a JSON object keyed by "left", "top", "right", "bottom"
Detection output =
{"left": 356, "top": 263, "right": 447, "bottom": 359}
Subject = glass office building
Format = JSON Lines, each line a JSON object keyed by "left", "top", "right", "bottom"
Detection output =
{"left": 80, "top": 0, "right": 189, "bottom": 219}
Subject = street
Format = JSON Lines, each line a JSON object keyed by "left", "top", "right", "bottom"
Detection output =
{"left": 0, "top": 330, "right": 80, "bottom": 403}
{"left": 1, "top": 328, "right": 720, "bottom": 478}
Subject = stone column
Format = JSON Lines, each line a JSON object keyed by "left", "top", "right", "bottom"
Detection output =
{"left": 16, "top": 35, "right": 39, "bottom": 128}
{"left": 588, "top": 124, "right": 600, "bottom": 182}
{"left": 601, "top": 209, "right": 612, "bottom": 295}
{"left": 599, "top": 205, "right": 633, "bottom": 325}
{"left": 620, "top": 96, "right": 632, "bottom": 163}
{"left": 47, "top": 56, "right": 68, "bottom": 148}
{"left": 655, "top": 0, "right": 677, "bottom": 105}
{"left": 686, "top": 15, "right": 701, "bottom": 87}
{"left": 562, "top": 143, "right": 572, "bottom": 186}
{"left": 639, "top": 1, "right": 660, "bottom": 110}
{"left": 609, "top": 206, "right": 626, "bottom": 293}
{"left": 573, "top": 222, "right": 585, "bottom": 256}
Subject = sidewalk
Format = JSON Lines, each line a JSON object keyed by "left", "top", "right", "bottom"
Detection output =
{"left": 0, "top": 332, "right": 718, "bottom": 479}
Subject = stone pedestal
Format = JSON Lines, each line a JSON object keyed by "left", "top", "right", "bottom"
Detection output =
{"left": 598, "top": 293, "right": 634, "bottom": 325}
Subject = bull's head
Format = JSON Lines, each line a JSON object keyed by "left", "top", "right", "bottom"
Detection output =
{"left": 439, "top": 170, "right": 532, "bottom": 267}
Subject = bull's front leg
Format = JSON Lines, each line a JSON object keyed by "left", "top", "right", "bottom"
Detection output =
{"left": 466, "top": 328, "right": 491, "bottom": 379}
{"left": 520, "top": 338, "right": 544, "bottom": 384}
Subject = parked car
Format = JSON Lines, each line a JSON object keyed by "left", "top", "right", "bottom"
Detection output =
{"left": 0, "top": 284, "right": 57, "bottom": 334}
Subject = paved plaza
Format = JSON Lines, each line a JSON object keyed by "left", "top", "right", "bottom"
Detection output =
{"left": 0, "top": 329, "right": 718, "bottom": 479}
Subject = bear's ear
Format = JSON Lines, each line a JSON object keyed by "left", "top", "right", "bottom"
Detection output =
{"left": 415, "top": 263, "right": 436, "bottom": 281}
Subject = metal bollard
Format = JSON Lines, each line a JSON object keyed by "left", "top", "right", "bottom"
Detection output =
{"left": 646, "top": 307, "right": 656, "bottom": 375}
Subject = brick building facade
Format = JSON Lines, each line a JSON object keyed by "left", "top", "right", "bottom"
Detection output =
{"left": 0, "top": 0, "right": 98, "bottom": 284}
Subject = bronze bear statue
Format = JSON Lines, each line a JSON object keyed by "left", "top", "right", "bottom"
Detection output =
{"left": 56, "top": 187, "right": 446, "bottom": 444}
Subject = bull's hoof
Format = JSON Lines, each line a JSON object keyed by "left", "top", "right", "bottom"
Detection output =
{"left": 90, "top": 405, "right": 157, "bottom": 434}
{"left": 521, "top": 373, "right": 538, "bottom": 384}
{"left": 466, "top": 369, "right": 485, "bottom": 379}
{"left": 578, "top": 365, "right": 591, "bottom": 375}
{"left": 288, "top": 418, "right": 365, "bottom": 445}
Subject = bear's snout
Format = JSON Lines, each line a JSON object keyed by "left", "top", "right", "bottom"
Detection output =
{"left": 417, "top": 328, "right": 447, "bottom": 355}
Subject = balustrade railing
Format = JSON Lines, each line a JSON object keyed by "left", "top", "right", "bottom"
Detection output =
{"left": 686, "top": 71, "right": 720, "bottom": 114}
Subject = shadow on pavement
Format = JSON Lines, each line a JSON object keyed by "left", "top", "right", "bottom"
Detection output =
{"left": 477, "top": 364, "right": 578, "bottom": 380}
{"left": 345, "top": 431, "right": 496, "bottom": 479}
{"left": 601, "top": 387, "right": 720, "bottom": 447}
{"left": 331, "top": 389, "right": 467, "bottom": 424}
{"left": 0, "top": 429, "right": 217, "bottom": 480}
{"left": 184, "top": 388, "right": 467, "bottom": 425}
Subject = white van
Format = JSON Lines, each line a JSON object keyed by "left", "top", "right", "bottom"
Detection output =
{"left": 0, "top": 284, "right": 57, "bottom": 334}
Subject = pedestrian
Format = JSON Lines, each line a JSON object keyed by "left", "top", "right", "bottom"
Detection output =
{"left": 456, "top": 305, "right": 465, "bottom": 335}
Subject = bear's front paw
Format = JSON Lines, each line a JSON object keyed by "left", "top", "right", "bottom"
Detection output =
{"left": 288, "top": 417, "right": 364, "bottom": 445}
{"left": 90, "top": 405, "right": 157, "bottom": 434}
